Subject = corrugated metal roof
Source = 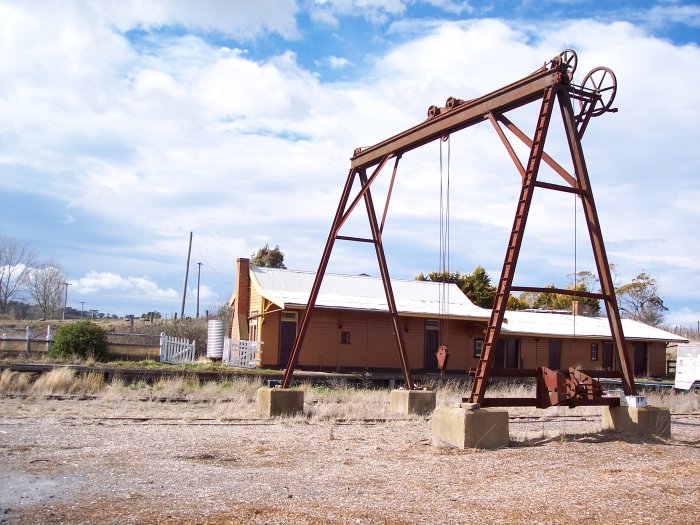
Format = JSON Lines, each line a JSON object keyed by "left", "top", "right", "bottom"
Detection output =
{"left": 501, "top": 310, "right": 687, "bottom": 342}
{"left": 250, "top": 266, "right": 685, "bottom": 343}
{"left": 250, "top": 266, "right": 491, "bottom": 320}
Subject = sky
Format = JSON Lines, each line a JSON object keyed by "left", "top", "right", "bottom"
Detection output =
{"left": 0, "top": 0, "right": 699, "bottom": 325}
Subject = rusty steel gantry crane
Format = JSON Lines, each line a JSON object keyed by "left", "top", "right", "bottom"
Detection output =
{"left": 281, "top": 50, "right": 636, "bottom": 409}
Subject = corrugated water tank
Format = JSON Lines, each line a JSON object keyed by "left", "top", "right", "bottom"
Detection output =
{"left": 206, "top": 319, "right": 225, "bottom": 359}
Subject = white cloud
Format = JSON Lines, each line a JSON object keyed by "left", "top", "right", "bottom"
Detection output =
{"left": 89, "top": 0, "right": 300, "bottom": 39}
{"left": 326, "top": 55, "right": 352, "bottom": 68}
{"left": 310, "top": 0, "right": 407, "bottom": 25}
{"left": 665, "top": 307, "right": 700, "bottom": 328}
{"left": 74, "top": 271, "right": 178, "bottom": 300}
{"left": 647, "top": 3, "right": 700, "bottom": 28}
{"left": 1, "top": 2, "right": 698, "bottom": 318}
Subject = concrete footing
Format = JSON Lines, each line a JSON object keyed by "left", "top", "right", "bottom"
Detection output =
{"left": 256, "top": 387, "right": 304, "bottom": 417}
{"left": 432, "top": 405, "right": 509, "bottom": 449}
{"left": 602, "top": 406, "right": 671, "bottom": 439}
{"left": 389, "top": 389, "right": 436, "bottom": 415}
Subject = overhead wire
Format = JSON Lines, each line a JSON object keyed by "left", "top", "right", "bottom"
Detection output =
{"left": 438, "top": 136, "right": 451, "bottom": 347}
{"left": 573, "top": 189, "right": 577, "bottom": 345}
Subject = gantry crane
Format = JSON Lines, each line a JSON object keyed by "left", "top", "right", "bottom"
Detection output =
{"left": 281, "top": 50, "right": 635, "bottom": 408}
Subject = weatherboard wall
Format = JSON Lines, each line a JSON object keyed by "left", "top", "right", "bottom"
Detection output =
{"left": 232, "top": 262, "right": 671, "bottom": 377}
{"left": 251, "top": 304, "right": 668, "bottom": 375}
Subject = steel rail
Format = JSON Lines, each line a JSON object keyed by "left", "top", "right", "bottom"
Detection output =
{"left": 350, "top": 64, "right": 567, "bottom": 171}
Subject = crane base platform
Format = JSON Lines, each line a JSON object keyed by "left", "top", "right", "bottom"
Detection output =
{"left": 432, "top": 405, "right": 509, "bottom": 449}
{"left": 602, "top": 406, "right": 671, "bottom": 438}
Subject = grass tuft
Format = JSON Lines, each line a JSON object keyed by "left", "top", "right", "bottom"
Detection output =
{"left": 0, "top": 369, "right": 32, "bottom": 393}
{"left": 31, "top": 368, "right": 76, "bottom": 395}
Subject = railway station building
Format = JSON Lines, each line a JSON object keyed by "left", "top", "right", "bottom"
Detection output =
{"left": 229, "top": 258, "right": 685, "bottom": 378}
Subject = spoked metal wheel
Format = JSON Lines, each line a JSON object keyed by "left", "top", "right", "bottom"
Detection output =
{"left": 559, "top": 49, "right": 577, "bottom": 75}
{"left": 580, "top": 66, "right": 617, "bottom": 117}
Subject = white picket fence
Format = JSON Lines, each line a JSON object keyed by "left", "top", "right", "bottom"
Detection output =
{"left": 222, "top": 338, "right": 262, "bottom": 369}
{"left": 159, "top": 332, "right": 196, "bottom": 364}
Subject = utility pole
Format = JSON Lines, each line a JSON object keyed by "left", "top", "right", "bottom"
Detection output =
{"left": 180, "top": 231, "right": 193, "bottom": 321}
{"left": 196, "top": 262, "right": 203, "bottom": 318}
{"left": 62, "top": 282, "right": 72, "bottom": 320}
{"left": 80, "top": 301, "right": 85, "bottom": 319}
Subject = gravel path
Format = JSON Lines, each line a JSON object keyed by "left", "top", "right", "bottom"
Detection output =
{"left": 1, "top": 397, "right": 699, "bottom": 524}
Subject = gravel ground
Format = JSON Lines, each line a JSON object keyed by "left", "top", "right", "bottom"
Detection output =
{"left": 1, "top": 397, "right": 699, "bottom": 525}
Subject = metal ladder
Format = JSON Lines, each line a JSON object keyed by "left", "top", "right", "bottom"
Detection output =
{"left": 468, "top": 85, "right": 557, "bottom": 404}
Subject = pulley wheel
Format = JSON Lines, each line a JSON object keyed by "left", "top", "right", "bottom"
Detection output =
{"left": 427, "top": 105, "right": 440, "bottom": 119}
{"left": 580, "top": 66, "right": 617, "bottom": 117}
{"left": 559, "top": 49, "right": 577, "bottom": 75}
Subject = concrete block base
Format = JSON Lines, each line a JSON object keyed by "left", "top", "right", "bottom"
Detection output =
{"left": 256, "top": 387, "right": 304, "bottom": 417}
{"left": 432, "top": 405, "right": 509, "bottom": 449}
{"left": 602, "top": 405, "right": 671, "bottom": 438}
{"left": 389, "top": 389, "right": 436, "bottom": 415}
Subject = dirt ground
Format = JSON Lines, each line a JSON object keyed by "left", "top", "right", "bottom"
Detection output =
{"left": 1, "top": 397, "right": 699, "bottom": 525}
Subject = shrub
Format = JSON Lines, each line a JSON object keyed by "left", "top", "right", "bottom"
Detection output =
{"left": 49, "top": 321, "right": 108, "bottom": 361}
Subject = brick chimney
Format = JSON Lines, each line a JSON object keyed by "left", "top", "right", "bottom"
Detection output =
{"left": 572, "top": 300, "right": 581, "bottom": 316}
{"left": 232, "top": 258, "right": 250, "bottom": 340}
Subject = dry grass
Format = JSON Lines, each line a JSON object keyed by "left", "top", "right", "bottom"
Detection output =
{"left": 302, "top": 384, "right": 395, "bottom": 421}
{"left": 1, "top": 369, "right": 697, "bottom": 419}
{"left": 0, "top": 369, "right": 32, "bottom": 393}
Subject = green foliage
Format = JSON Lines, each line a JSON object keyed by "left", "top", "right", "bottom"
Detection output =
{"left": 616, "top": 272, "right": 667, "bottom": 326}
{"left": 507, "top": 294, "right": 530, "bottom": 310}
{"left": 461, "top": 266, "right": 496, "bottom": 308}
{"left": 415, "top": 266, "right": 496, "bottom": 308}
{"left": 251, "top": 244, "right": 286, "bottom": 268}
{"left": 416, "top": 265, "right": 665, "bottom": 323}
{"left": 49, "top": 321, "right": 108, "bottom": 361}
{"left": 416, "top": 266, "right": 609, "bottom": 314}
{"left": 518, "top": 273, "right": 601, "bottom": 315}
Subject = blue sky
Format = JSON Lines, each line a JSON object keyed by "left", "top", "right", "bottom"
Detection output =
{"left": 1, "top": 0, "right": 699, "bottom": 326}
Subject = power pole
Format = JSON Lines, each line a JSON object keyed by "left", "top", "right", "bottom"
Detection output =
{"left": 180, "top": 232, "right": 193, "bottom": 321}
{"left": 80, "top": 301, "right": 85, "bottom": 319}
{"left": 196, "top": 262, "right": 203, "bottom": 318}
{"left": 62, "top": 282, "right": 71, "bottom": 320}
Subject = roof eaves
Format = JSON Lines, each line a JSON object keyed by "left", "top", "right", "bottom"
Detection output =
{"left": 249, "top": 270, "right": 287, "bottom": 309}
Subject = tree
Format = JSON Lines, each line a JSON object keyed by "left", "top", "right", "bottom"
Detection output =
{"left": 26, "top": 261, "right": 66, "bottom": 319}
{"left": 0, "top": 238, "right": 36, "bottom": 315}
{"left": 517, "top": 271, "right": 601, "bottom": 316}
{"left": 507, "top": 294, "right": 530, "bottom": 310}
{"left": 415, "top": 271, "right": 462, "bottom": 285}
{"left": 251, "top": 244, "right": 286, "bottom": 268}
{"left": 415, "top": 266, "right": 496, "bottom": 309}
{"left": 461, "top": 266, "right": 496, "bottom": 308}
{"left": 616, "top": 272, "right": 667, "bottom": 326}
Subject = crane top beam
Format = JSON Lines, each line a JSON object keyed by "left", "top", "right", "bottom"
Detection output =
{"left": 351, "top": 59, "right": 572, "bottom": 171}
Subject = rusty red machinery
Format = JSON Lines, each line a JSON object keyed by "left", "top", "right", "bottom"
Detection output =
{"left": 280, "top": 49, "right": 635, "bottom": 408}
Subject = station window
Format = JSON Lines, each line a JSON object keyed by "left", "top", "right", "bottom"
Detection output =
{"left": 474, "top": 339, "right": 484, "bottom": 358}
{"left": 340, "top": 331, "right": 351, "bottom": 345}
{"left": 591, "top": 343, "right": 598, "bottom": 361}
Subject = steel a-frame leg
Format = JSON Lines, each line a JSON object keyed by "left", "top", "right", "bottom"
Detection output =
{"left": 469, "top": 84, "right": 636, "bottom": 404}
{"left": 557, "top": 89, "right": 636, "bottom": 395}
{"left": 281, "top": 165, "right": 414, "bottom": 389}
{"left": 469, "top": 85, "right": 558, "bottom": 404}
{"left": 280, "top": 168, "right": 356, "bottom": 388}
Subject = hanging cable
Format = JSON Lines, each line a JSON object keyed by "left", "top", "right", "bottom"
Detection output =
{"left": 573, "top": 191, "right": 577, "bottom": 347}
{"left": 438, "top": 136, "right": 451, "bottom": 348}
